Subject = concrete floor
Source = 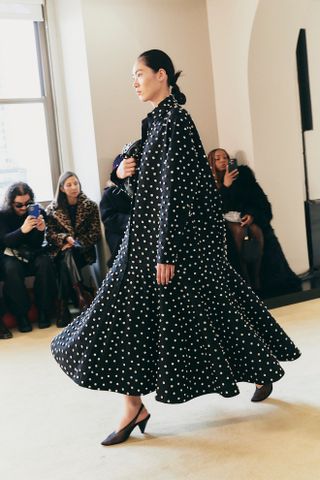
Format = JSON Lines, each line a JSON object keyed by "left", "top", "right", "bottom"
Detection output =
{"left": 0, "top": 299, "right": 319, "bottom": 480}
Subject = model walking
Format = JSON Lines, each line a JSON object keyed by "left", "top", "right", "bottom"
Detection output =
{"left": 51, "top": 50, "right": 300, "bottom": 446}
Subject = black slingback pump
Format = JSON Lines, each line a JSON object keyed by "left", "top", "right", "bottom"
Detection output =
{"left": 101, "top": 403, "right": 150, "bottom": 446}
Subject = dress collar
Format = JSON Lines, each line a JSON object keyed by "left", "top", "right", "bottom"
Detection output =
{"left": 148, "top": 95, "right": 178, "bottom": 120}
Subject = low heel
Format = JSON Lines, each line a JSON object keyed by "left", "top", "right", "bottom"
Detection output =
{"left": 138, "top": 414, "right": 150, "bottom": 433}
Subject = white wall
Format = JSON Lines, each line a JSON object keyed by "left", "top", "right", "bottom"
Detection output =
{"left": 206, "top": 0, "right": 320, "bottom": 273}
{"left": 248, "top": 0, "right": 311, "bottom": 273}
{"left": 80, "top": 0, "right": 219, "bottom": 189}
{"left": 304, "top": 0, "right": 320, "bottom": 199}
{"left": 46, "top": 0, "right": 100, "bottom": 203}
{"left": 206, "top": 0, "right": 259, "bottom": 167}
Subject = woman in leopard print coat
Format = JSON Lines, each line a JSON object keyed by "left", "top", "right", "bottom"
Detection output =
{"left": 46, "top": 171, "right": 101, "bottom": 326}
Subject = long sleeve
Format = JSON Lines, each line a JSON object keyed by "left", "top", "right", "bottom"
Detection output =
{"left": 245, "top": 184, "right": 273, "bottom": 228}
{"left": 0, "top": 225, "right": 24, "bottom": 247}
{"left": 0, "top": 211, "right": 44, "bottom": 249}
{"left": 220, "top": 185, "right": 233, "bottom": 212}
{"left": 219, "top": 166, "right": 273, "bottom": 229}
{"left": 110, "top": 159, "right": 139, "bottom": 200}
{"left": 75, "top": 202, "right": 101, "bottom": 249}
{"left": 110, "top": 169, "right": 125, "bottom": 188}
{"left": 239, "top": 167, "right": 273, "bottom": 228}
{"left": 156, "top": 110, "right": 202, "bottom": 264}
{"left": 45, "top": 210, "right": 68, "bottom": 249}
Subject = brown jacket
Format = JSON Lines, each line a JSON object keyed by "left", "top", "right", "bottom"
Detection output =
{"left": 46, "top": 193, "right": 101, "bottom": 264}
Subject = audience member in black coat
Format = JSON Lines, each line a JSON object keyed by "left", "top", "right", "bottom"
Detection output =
{"left": 0, "top": 182, "right": 57, "bottom": 332}
{"left": 100, "top": 155, "right": 132, "bottom": 267}
{"left": 208, "top": 148, "right": 301, "bottom": 297}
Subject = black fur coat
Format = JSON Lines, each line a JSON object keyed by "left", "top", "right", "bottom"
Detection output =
{"left": 220, "top": 166, "right": 301, "bottom": 296}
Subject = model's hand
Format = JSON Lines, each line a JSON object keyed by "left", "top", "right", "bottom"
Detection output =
{"left": 21, "top": 215, "right": 38, "bottom": 234}
{"left": 240, "top": 214, "right": 254, "bottom": 226}
{"left": 116, "top": 157, "right": 136, "bottom": 179}
{"left": 223, "top": 165, "right": 239, "bottom": 187}
{"left": 156, "top": 263, "right": 175, "bottom": 285}
{"left": 36, "top": 214, "right": 45, "bottom": 231}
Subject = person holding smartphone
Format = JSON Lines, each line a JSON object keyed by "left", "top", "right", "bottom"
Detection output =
{"left": 208, "top": 148, "right": 301, "bottom": 296}
{"left": 46, "top": 172, "right": 101, "bottom": 327}
{"left": 0, "top": 182, "right": 57, "bottom": 333}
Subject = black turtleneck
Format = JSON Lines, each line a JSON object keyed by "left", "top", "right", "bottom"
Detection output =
{"left": 0, "top": 208, "right": 45, "bottom": 250}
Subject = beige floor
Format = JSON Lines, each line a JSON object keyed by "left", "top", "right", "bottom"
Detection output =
{"left": 0, "top": 299, "right": 319, "bottom": 480}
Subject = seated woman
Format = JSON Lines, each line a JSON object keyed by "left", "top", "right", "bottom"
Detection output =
{"left": 208, "top": 148, "right": 301, "bottom": 297}
{"left": 99, "top": 155, "right": 132, "bottom": 268}
{"left": 0, "top": 182, "right": 57, "bottom": 332}
{"left": 46, "top": 172, "right": 101, "bottom": 327}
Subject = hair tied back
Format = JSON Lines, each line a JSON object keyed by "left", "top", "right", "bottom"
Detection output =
{"left": 138, "top": 49, "right": 187, "bottom": 105}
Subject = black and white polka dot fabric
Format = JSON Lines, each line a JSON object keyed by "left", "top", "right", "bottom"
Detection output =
{"left": 51, "top": 95, "right": 301, "bottom": 404}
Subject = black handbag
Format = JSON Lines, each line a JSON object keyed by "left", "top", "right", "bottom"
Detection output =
{"left": 242, "top": 227, "right": 261, "bottom": 263}
{"left": 121, "top": 140, "right": 142, "bottom": 198}
{"left": 122, "top": 139, "right": 141, "bottom": 160}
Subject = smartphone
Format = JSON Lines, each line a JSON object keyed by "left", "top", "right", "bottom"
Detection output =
{"left": 73, "top": 240, "right": 82, "bottom": 248}
{"left": 28, "top": 203, "right": 40, "bottom": 218}
{"left": 228, "top": 158, "right": 238, "bottom": 173}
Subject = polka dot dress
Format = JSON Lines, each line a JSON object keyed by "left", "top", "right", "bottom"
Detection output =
{"left": 51, "top": 95, "right": 301, "bottom": 404}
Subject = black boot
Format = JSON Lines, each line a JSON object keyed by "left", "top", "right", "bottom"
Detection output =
{"left": 16, "top": 315, "right": 32, "bottom": 333}
{"left": 0, "top": 319, "right": 13, "bottom": 339}
{"left": 57, "top": 301, "right": 72, "bottom": 328}
{"left": 38, "top": 311, "right": 51, "bottom": 329}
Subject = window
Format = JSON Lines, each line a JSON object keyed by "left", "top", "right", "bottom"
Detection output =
{"left": 0, "top": 7, "right": 59, "bottom": 204}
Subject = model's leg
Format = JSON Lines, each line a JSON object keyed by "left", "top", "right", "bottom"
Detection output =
{"left": 117, "top": 395, "right": 149, "bottom": 431}
{"left": 101, "top": 395, "right": 150, "bottom": 446}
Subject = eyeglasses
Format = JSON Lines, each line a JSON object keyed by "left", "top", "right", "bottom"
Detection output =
{"left": 13, "top": 201, "right": 32, "bottom": 209}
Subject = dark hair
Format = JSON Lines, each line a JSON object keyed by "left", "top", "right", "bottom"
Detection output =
{"left": 54, "top": 171, "right": 82, "bottom": 210}
{"left": 2, "top": 182, "right": 35, "bottom": 211}
{"left": 138, "top": 49, "right": 186, "bottom": 105}
{"left": 207, "top": 148, "right": 230, "bottom": 189}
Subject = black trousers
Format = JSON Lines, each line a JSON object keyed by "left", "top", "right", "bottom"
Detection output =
{"left": 2, "top": 254, "right": 57, "bottom": 316}
{"left": 55, "top": 249, "right": 87, "bottom": 302}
